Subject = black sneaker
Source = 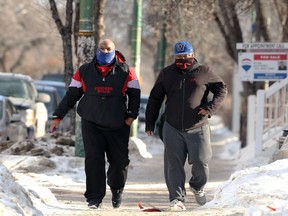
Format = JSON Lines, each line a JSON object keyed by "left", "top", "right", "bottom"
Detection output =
{"left": 112, "top": 190, "right": 122, "bottom": 208}
{"left": 88, "top": 200, "right": 102, "bottom": 209}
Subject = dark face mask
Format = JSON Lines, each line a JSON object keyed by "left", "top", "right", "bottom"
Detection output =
{"left": 175, "top": 58, "right": 194, "bottom": 70}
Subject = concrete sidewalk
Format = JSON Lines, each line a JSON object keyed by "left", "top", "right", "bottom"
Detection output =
{"left": 49, "top": 133, "right": 243, "bottom": 215}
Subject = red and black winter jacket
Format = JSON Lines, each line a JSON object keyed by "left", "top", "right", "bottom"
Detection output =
{"left": 53, "top": 51, "right": 141, "bottom": 130}
{"left": 145, "top": 61, "right": 227, "bottom": 132}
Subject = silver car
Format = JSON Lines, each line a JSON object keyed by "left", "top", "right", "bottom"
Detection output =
{"left": 0, "top": 95, "right": 28, "bottom": 143}
{"left": 0, "top": 72, "right": 50, "bottom": 139}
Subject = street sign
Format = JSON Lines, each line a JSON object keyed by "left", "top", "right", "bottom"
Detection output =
{"left": 237, "top": 43, "right": 288, "bottom": 50}
{"left": 239, "top": 52, "right": 288, "bottom": 81}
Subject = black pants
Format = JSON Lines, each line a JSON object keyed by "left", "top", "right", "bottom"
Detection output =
{"left": 81, "top": 118, "right": 131, "bottom": 202}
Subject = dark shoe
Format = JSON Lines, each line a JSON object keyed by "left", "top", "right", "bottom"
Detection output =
{"left": 190, "top": 187, "right": 206, "bottom": 206}
{"left": 88, "top": 200, "right": 102, "bottom": 209}
{"left": 112, "top": 190, "right": 122, "bottom": 208}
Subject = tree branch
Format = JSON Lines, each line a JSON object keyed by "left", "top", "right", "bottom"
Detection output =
{"left": 65, "top": 0, "right": 73, "bottom": 35}
{"left": 49, "top": 0, "right": 65, "bottom": 35}
{"left": 73, "top": 1, "right": 80, "bottom": 58}
{"left": 213, "top": 11, "right": 236, "bottom": 61}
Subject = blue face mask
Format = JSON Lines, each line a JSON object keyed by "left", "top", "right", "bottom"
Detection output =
{"left": 96, "top": 49, "right": 115, "bottom": 65}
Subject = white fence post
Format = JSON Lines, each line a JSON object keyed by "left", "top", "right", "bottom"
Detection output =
{"left": 246, "top": 95, "right": 256, "bottom": 159}
{"left": 255, "top": 90, "right": 265, "bottom": 156}
{"left": 244, "top": 78, "right": 288, "bottom": 160}
{"left": 232, "top": 64, "right": 242, "bottom": 134}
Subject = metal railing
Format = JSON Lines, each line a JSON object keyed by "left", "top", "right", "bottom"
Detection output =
{"left": 247, "top": 78, "right": 288, "bottom": 156}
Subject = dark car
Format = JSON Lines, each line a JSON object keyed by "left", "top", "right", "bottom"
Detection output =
{"left": 35, "top": 85, "right": 61, "bottom": 119}
{"left": 34, "top": 80, "right": 66, "bottom": 99}
{"left": 138, "top": 95, "right": 149, "bottom": 122}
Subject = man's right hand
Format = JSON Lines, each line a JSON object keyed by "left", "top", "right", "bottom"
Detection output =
{"left": 146, "top": 131, "right": 154, "bottom": 136}
{"left": 49, "top": 119, "right": 61, "bottom": 133}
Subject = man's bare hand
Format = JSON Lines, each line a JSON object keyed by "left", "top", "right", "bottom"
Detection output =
{"left": 146, "top": 131, "right": 154, "bottom": 136}
{"left": 125, "top": 117, "right": 134, "bottom": 126}
{"left": 49, "top": 119, "right": 60, "bottom": 133}
{"left": 198, "top": 108, "right": 208, "bottom": 116}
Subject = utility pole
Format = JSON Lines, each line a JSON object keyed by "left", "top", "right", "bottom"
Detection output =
{"left": 75, "top": 0, "right": 94, "bottom": 157}
{"left": 130, "top": 0, "right": 142, "bottom": 137}
{"left": 152, "top": 14, "right": 166, "bottom": 136}
{"left": 155, "top": 13, "right": 167, "bottom": 76}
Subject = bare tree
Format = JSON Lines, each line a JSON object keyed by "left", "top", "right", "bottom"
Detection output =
{"left": 0, "top": 1, "right": 62, "bottom": 76}
{"left": 94, "top": 0, "right": 106, "bottom": 50}
{"left": 274, "top": 0, "right": 288, "bottom": 41}
{"left": 49, "top": 0, "right": 74, "bottom": 86}
{"left": 73, "top": 1, "right": 80, "bottom": 57}
{"left": 10, "top": 38, "right": 47, "bottom": 72}
{"left": 212, "top": 0, "right": 288, "bottom": 146}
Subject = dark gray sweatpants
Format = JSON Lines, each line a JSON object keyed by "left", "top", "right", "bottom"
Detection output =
{"left": 162, "top": 121, "right": 212, "bottom": 202}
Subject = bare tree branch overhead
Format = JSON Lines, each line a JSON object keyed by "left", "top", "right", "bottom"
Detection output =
{"left": 49, "top": 0, "right": 64, "bottom": 35}
{"left": 49, "top": 0, "right": 74, "bottom": 86}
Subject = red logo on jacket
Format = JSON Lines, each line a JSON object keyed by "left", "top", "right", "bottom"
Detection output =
{"left": 190, "top": 77, "right": 197, "bottom": 82}
{"left": 94, "top": 86, "right": 113, "bottom": 93}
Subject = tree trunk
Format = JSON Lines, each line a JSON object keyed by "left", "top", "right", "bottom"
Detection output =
{"left": 255, "top": 0, "right": 271, "bottom": 42}
{"left": 49, "top": 0, "right": 75, "bottom": 134}
{"left": 274, "top": 0, "right": 288, "bottom": 41}
{"left": 74, "top": 1, "right": 80, "bottom": 60}
{"left": 93, "top": 0, "right": 106, "bottom": 51}
{"left": 49, "top": 0, "right": 74, "bottom": 86}
{"left": 213, "top": 0, "right": 271, "bottom": 147}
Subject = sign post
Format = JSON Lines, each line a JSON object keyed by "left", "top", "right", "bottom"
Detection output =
{"left": 236, "top": 42, "right": 288, "bottom": 82}
{"left": 232, "top": 43, "right": 288, "bottom": 134}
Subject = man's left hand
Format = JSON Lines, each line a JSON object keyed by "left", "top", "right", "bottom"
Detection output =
{"left": 125, "top": 117, "right": 134, "bottom": 126}
{"left": 198, "top": 108, "right": 208, "bottom": 116}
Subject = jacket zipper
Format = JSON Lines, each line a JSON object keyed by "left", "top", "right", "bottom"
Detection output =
{"left": 181, "top": 77, "right": 185, "bottom": 131}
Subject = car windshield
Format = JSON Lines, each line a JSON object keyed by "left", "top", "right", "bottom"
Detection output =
{"left": 0, "top": 79, "right": 32, "bottom": 100}
{"left": 0, "top": 101, "right": 3, "bottom": 120}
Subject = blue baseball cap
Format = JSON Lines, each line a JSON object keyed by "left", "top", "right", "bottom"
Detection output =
{"left": 174, "top": 40, "right": 193, "bottom": 55}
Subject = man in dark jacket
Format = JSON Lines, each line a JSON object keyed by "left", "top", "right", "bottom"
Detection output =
{"left": 50, "top": 39, "right": 141, "bottom": 209}
{"left": 145, "top": 40, "right": 227, "bottom": 211}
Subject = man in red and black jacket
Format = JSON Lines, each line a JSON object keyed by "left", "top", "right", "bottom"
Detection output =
{"left": 50, "top": 39, "right": 141, "bottom": 209}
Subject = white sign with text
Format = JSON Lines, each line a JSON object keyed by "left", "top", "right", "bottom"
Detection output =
{"left": 238, "top": 52, "right": 287, "bottom": 81}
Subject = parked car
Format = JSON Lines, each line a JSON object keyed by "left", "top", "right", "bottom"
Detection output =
{"left": 34, "top": 80, "right": 72, "bottom": 132}
{"left": 35, "top": 85, "right": 60, "bottom": 118}
{"left": 0, "top": 72, "right": 50, "bottom": 139}
{"left": 0, "top": 95, "right": 28, "bottom": 143}
{"left": 139, "top": 94, "right": 149, "bottom": 122}
{"left": 34, "top": 80, "right": 66, "bottom": 99}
